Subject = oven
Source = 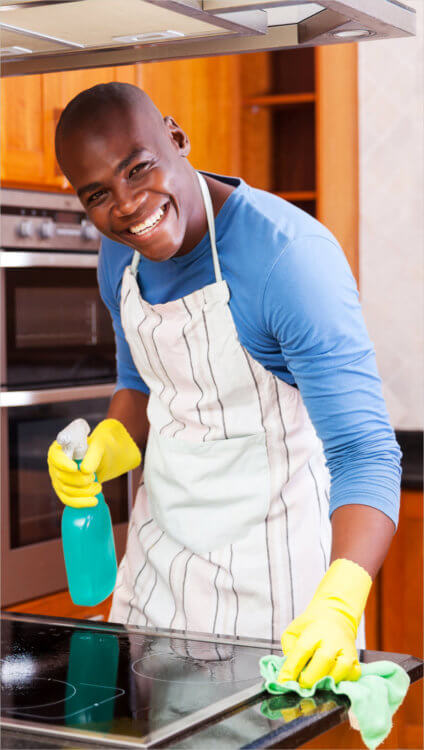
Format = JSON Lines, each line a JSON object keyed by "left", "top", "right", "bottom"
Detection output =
{"left": 0, "top": 188, "right": 130, "bottom": 607}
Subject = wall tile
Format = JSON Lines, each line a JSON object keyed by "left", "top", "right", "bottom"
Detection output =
{"left": 358, "top": 1, "right": 423, "bottom": 429}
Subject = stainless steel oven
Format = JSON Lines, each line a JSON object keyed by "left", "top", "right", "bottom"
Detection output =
{"left": 0, "top": 188, "right": 130, "bottom": 607}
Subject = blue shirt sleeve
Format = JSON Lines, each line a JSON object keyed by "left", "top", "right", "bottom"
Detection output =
{"left": 97, "top": 246, "right": 150, "bottom": 396}
{"left": 262, "top": 235, "right": 401, "bottom": 527}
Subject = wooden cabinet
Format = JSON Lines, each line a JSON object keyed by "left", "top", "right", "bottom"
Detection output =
{"left": 1, "top": 56, "right": 240, "bottom": 192}
{"left": 2, "top": 47, "right": 356, "bottom": 270}
{"left": 378, "top": 488, "right": 423, "bottom": 748}
{"left": 239, "top": 44, "right": 358, "bottom": 279}
{"left": 1, "top": 65, "right": 139, "bottom": 191}
{"left": 1, "top": 75, "right": 46, "bottom": 187}
{"left": 139, "top": 56, "right": 241, "bottom": 178}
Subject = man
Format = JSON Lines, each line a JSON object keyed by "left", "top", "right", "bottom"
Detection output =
{"left": 48, "top": 82, "right": 400, "bottom": 688}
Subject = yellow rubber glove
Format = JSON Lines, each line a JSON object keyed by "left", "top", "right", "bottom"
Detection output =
{"left": 48, "top": 418, "right": 141, "bottom": 508}
{"left": 278, "top": 559, "right": 372, "bottom": 688}
{"left": 280, "top": 697, "right": 318, "bottom": 723}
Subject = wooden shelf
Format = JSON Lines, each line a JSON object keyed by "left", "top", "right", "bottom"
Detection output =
{"left": 276, "top": 191, "right": 316, "bottom": 201}
{"left": 244, "top": 92, "right": 315, "bottom": 108}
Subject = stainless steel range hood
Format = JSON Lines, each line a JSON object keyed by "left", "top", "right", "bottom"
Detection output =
{"left": 0, "top": 0, "right": 416, "bottom": 77}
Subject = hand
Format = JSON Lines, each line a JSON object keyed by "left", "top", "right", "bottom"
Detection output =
{"left": 278, "top": 559, "right": 372, "bottom": 688}
{"left": 48, "top": 418, "right": 141, "bottom": 508}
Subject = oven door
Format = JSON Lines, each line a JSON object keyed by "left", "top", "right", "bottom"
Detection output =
{"left": 1, "top": 385, "right": 131, "bottom": 607}
{"left": 1, "top": 255, "right": 116, "bottom": 389}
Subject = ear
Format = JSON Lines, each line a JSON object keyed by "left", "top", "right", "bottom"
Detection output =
{"left": 164, "top": 116, "right": 191, "bottom": 157}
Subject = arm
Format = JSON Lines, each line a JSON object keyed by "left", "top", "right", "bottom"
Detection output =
{"left": 263, "top": 235, "right": 401, "bottom": 530}
{"left": 97, "top": 238, "right": 151, "bottom": 454}
{"left": 262, "top": 236, "right": 401, "bottom": 685}
{"left": 330, "top": 504, "right": 395, "bottom": 579}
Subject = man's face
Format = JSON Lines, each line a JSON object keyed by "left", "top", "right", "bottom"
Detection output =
{"left": 58, "top": 106, "right": 199, "bottom": 262}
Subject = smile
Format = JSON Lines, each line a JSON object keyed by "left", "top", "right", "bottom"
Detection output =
{"left": 127, "top": 202, "right": 169, "bottom": 237}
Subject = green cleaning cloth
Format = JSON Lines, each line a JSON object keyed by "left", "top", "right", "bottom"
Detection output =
{"left": 260, "top": 655, "right": 410, "bottom": 750}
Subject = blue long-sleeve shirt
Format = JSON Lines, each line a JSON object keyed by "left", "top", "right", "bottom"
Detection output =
{"left": 98, "top": 172, "right": 401, "bottom": 526}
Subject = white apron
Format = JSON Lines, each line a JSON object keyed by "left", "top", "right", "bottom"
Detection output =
{"left": 110, "top": 172, "right": 365, "bottom": 648}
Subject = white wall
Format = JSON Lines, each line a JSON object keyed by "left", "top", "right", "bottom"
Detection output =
{"left": 358, "top": 0, "right": 423, "bottom": 430}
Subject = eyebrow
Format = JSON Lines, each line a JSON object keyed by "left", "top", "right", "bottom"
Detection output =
{"left": 77, "top": 148, "right": 149, "bottom": 198}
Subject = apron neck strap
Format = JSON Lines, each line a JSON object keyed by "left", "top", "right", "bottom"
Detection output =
{"left": 196, "top": 171, "right": 222, "bottom": 283}
{"left": 130, "top": 170, "right": 222, "bottom": 282}
{"left": 130, "top": 250, "right": 141, "bottom": 276}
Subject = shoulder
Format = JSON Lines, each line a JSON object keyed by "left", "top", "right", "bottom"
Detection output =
{"left": 220, "top": 178, "right": 339, "bottom": 269}
{"left": 263, "top": 232, "right": 361, "bottom": 347}
{"left": 265, "top": 232, "right": 355, "bottom": 290}
{"left": 218, "top": 178, "right": 348, "bottom": 306}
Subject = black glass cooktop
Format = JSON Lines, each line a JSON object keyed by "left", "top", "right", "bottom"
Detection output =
{"left": 0, "top": 613, "right": 272, "bottom": 748}
{"left": 3, "top": 613, "right": 423, "bottom": 750}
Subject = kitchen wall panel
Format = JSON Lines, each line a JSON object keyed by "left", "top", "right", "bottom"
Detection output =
{"left": 358, "top": 0, "right": 423, "bottom": 430}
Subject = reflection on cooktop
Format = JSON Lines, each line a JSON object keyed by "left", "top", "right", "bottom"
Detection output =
{"left": 131, "top": 638, "right": 261, "bottom": 687}
{"left": 1, "top": 615, "right": 269, "bottom": 746}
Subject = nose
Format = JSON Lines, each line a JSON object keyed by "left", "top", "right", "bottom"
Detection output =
{"left": 112, "top": 184, "right": 146, "bottom": 218}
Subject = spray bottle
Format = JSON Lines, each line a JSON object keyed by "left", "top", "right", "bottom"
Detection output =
{"left": 57, "top": 418, "right": 117, "bottom": 606}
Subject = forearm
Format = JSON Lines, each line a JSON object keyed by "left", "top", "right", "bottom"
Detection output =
{"left": 330, "top": 504, "right": 396, "bottom": 580}
{"left": 107, "top": 388, "right": 150, "bottom": 454}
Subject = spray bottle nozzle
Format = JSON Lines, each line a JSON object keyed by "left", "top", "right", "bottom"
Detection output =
{"left": 57, "top": 418, "right": 91, "bottom": 461}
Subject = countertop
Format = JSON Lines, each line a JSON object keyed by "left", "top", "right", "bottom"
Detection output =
{"left": 396, "top": 430, "right": 423, "bottom": 490}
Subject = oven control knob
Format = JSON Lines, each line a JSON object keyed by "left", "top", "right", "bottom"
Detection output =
{"left": 40, "top": 220, "right": 55, "bottom": 239}
{"left": 18, "top": 220, "right": 33, "bottom": 238}
{"left": 81, "top": 223, "right": 99, "bottom": 242}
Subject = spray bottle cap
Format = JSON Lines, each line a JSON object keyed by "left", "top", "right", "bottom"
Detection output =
{"left": 57, "top": 418, "right": 90, "bottom": 461}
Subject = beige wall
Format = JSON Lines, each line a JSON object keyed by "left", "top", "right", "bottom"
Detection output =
{"left": 358, "top": 0, "right": 423, "bottom": 430}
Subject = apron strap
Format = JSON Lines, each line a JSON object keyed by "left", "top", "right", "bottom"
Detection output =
{"left": 130, "top": 170, "right": 222, "bottom": 282}
{"left": 196, "top": 171, "right": 222, "bottom": 283}
{"left": 130, "top": 249, "right": 141, "bottom": 276}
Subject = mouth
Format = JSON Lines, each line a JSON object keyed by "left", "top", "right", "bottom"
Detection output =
{"left": 125, "top": 201, "right": 170, "bottom": 241}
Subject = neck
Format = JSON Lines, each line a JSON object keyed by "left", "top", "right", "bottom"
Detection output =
{"left": 177, "top": 167, "right": 235, "bottom": 256}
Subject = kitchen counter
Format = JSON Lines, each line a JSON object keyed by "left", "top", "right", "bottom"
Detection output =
{"left": 1, "top": 612, "right": 423, "bottom": 749}
{"left": 396, "top": 430, "right": 423, "bottom": 490}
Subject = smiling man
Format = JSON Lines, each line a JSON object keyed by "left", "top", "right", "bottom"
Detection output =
{"left": 49, "top": 82, "right": 400, "bottom": 688}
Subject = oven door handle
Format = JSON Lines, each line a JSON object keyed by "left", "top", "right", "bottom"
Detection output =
{"left": 0, "top": 251, "right": 98, "bottom": 268}
{"left": 0, "top": 384, "right": 115, "bottom": 407}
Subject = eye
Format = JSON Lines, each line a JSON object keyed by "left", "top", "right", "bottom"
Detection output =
{"left": 129, "top": 161, "right": 150, "bottom": 178}
{"left": 87, "top": 190, "right": 105, "bottom": 205}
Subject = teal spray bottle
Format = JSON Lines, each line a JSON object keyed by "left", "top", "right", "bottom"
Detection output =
{"left": 57, "top": 419, "right": 118, "bottom": 606}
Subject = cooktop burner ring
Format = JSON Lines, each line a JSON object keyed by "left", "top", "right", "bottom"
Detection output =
{"left": 132, "top": 650, "right": 261, "bottom": 685}
{"left": 1, "top": 676, "right": 76, "bottom": 711}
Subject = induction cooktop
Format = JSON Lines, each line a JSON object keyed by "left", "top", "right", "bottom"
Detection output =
{"left": 1, "top": 612, "right": 274, "bottom": 748}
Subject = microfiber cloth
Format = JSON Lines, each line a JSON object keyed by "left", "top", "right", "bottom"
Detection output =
{"left": 260, "top": 655, "right": 410, "bottom": 750}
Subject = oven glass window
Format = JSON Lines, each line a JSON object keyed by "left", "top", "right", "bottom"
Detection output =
{"left": 5, "top": 268, "right": 116, "bottom": 389}
{"left": 8, "top": 398, "right": 128, "bottom": 548}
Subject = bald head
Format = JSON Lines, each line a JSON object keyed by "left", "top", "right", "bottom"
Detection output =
{"left": 55, "top": 82, "right": 165, "bottom": 171}
{"left": 52, "top": 81, "right": 206, "bottom": 263}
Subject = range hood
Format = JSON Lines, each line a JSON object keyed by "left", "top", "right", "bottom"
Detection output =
{"left": 0, "top": 0, "right": 416, "bottom": 77}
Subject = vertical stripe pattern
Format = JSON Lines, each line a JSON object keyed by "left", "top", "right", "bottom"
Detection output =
{"left": 110, "top": 264, "right": 334, "bottom": 641}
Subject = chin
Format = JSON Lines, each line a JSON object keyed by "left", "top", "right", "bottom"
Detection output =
{"left": 138, "top": 244, "right": 181, "bottom": 263}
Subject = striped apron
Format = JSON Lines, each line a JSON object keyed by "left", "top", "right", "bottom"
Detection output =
{"left": 110, "top": 171, "right": 365, "bottom": 647}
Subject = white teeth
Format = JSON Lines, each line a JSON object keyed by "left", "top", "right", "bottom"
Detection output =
{"left": 128, "top": 206, "right": 165, "bottom": 234}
